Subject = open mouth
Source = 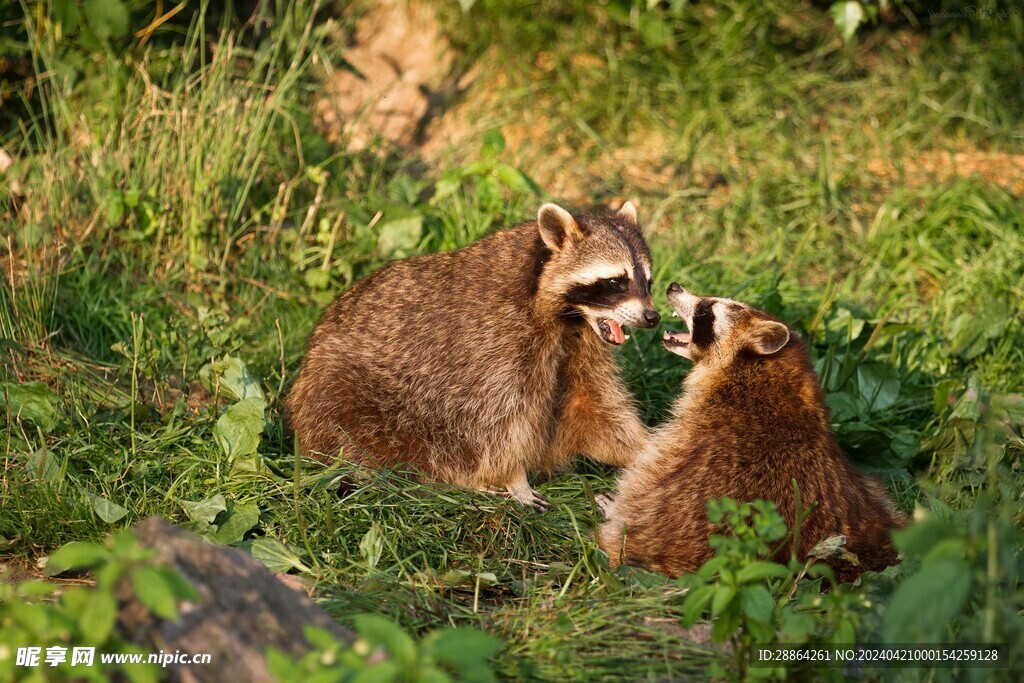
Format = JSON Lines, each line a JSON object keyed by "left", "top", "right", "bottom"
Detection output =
{"left": 598, "top": 319, "right": 627, "bottom": 345}
{"left": 663, "top": 307, "right": 690, "bottom": 350}
{"left": 662, "top": 330, "right": 691, "bottom": 350}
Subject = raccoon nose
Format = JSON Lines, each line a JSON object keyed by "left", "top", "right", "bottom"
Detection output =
{"left": 642, "top": 309, "right": 661, "bottom": 327}
{"left": 667, "top": 282, "right": 683, "bottom": 294}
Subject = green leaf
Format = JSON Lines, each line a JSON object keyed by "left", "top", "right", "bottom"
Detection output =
{"left": 359, "top": 523, "right": 384, "bottom": 570}
{"left": 377, "top": 215, "right": 423, "bottom": 257}
{"left": 482, "top": 129, "right": 506, "bottom": 157}
{"left": 27, "top": 448, "right": 62, "bottom": 482}
{"left": 710, "top": 584, "right": 737, "bottom": 617}
{"left": 422, "top": 628, "right": 502, "bottom": 681}
{"left": 250, "top": 538, "right": 311, "bottom": 573}
{"left": 180, "top": 494, "right": 228, "bottom": 524}
{"left": 883, "top": 557, "right": 972, "bottom": 641}
{"left": 738, "top": 584, "right": 775, "bottom": 625}
{"left": 3, "top": 381, "right": 60, "bottom": 432}
{"left": 213, "top": 397, "right": 265, "bottom": 461}
{"left": 131, "top": 566, "right": 180, "bottom": 621}
{"left": 82, "top": 590, "right": 118, "bottom": 643}
{"left": 52, "top": 0, "right": 83, "bottom": 30}
{"left": 199, "top": 356, "right": 266, "bottom": 402}
{"left": 830, "top": 1, "right": 865, "bottom": 42}
{"left": 682, "top": 583, "right": 716, "bottom": 626}
{"left": 83, "top": 0, "right": 130, "bottom": 38}
{"left": 638, "top": 14, "right": 672, "bottom": 48}
{"left": 353, "top": 614, "right": 417, "bottom": 668}
{"left": 856, "top": 362, "right": 900, "bottom": 412}
{"left": 304, "top": 268, "right": 331, "bottom": 290}
{"left": 432, "top": 175, "right": 461, "bottom": 203}
{"left": 494, "top": 164, "right": 540, "bottom": 195}
{"left": 735, "top": 561, "right": 790, "bottom": 583}
{"left": 84, "top": 491, "right": 129, "bottom": 524}
{"left": 214, "top": 501, "right": 261, "bottom": 544}
{"left": 44, "top": 541, "right": 109, "bottom": 576}
{"left": 352, "top": 662, "right": 401, "bottom": 683}
{"left": 825, "top": 307, "right": 866, "bottom": 342}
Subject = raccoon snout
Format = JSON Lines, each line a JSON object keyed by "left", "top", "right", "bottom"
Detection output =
{"left": 641, "top": 309, "right": 661, "bottom": 328}
{"left": 667, "top": 282, "right": 683, "bottom": 293}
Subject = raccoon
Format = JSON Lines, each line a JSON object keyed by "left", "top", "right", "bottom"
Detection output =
{"left": 284, "top": 202, "right": 660, "bottom": 508}
{"left": 599, "top": 284, "right": 906, "bottom": 581}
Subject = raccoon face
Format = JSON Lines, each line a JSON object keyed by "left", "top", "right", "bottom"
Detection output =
{"left": 662, "top": 283, "right": 790, "bottom": 363}
{"left": 537, "top": 202, "right": 660, "bottom": 345}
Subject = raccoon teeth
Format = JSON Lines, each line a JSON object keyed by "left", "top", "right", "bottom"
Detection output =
{"left": 623, "top": 334, "right": 630, "bottom": 341}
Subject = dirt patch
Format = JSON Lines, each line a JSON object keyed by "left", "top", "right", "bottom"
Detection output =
{"left": 315, "top": 0, "right": 467, "bottom": 150}
{"left": 866, "top": 149, "right": 1024, "bottom": 195}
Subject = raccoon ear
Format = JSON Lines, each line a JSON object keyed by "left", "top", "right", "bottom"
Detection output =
{"left": 745, "top": 320, "right": 790, "bottom": 355}
{"left": 616, "top": 200, "right": 638, "bottom": 226}
{"left": 537, "top": 203, "right": 583, "bottom": 252}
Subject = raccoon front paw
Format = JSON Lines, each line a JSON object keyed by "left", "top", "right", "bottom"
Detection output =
{"left": 511, "top": 488, "right": 549, "bottom": 512}
{"left": 595, "top": 493, "right": 616, "bottom": 518}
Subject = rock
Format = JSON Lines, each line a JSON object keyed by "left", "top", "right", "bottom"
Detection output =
{"left": 119, "top": 517, "right": 353, "bottom": 683}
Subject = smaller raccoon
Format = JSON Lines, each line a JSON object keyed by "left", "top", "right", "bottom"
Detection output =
{"left": 599, "top": 284, "right": 906, "bottom": 582}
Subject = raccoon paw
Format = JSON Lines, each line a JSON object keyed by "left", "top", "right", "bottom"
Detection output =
{"left": 595, "top": 493, "right": 616, "bottom": 518}
{"left": 515, "top": 489, "right": 550, "bottom": 512}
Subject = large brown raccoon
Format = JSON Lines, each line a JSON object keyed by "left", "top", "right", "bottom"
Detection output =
{"left": 285, "top": 202, "right": 660, "bottom": 508}
{"left": 599, "top": 284, "right": 905, "bottom": 581}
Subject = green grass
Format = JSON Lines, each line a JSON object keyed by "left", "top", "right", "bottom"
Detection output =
{"left": 3, "top": 0, "right": 1024, "bottom": 680}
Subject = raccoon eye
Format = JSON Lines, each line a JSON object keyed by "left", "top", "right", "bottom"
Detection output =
{"left": 605, "top": 277, "right": 627, "bottom": 293}
{"left": 647, "top": 278, "right": 653, "bottom": 294}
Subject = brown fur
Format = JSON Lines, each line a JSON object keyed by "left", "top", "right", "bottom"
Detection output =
{"left": 285, "top": 204, "right": 656, "bottom": 504}
{"left": 599, "top": 289, "right": 906, "bottom": 582}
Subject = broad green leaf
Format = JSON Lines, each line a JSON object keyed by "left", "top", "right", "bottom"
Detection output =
{"left": 639, "top": 14, "right": 672, "bottom": 48}
{"left": 353, "top": 614, "right": 417, "bottom": 668}
{"left": 710, "top": 584, "right": 736, "bottom": 617}
{"left": 84, "top": 491, "right": 129, "bottom": 523}
{"left": 131, "top": 566, "right": 180, "bottom": 621}
{"left": 883, "top": 558, "right": 972, "bottom": 641}
{"left": 304, "top": 268, "right": 331, "bottom": 290}
{"left": 422, "top": 628, "right": 502, "bottom": 680}
{"left": 377, "top": 215, "right": 423, "bottom": 257}
{"left": 736, "top": 561, "right": 790, "bottom": 583}
{"left": 738, "top": 584, "right": 775, "bottom": 625}
{"left": 52, "top": 0, "right": 82, "bottom": 30}
{"left": 199, "top": 356, "right": 265, "bottom": 402}
{"left": 213, "top": 397, "right": 265, "bottom": 461}
{"left": 83, "top": 0, "right": 130, "bottom": 38}
{"left": 856, "top": 362, "right": 900, "bottom": 412}
{"left": 27, "top": 449, "right": 62, "bottom": 482}
{"left": 82, "top": 590, "right": 117, "bottom": 643}
{"left": 830, "top": 1, "right": 865, "bottom": 42}
{"left": 359, "top": 523, "right": 384, "bottom": 570}
{"left": 432, "top": 175, "right": 461, "bottom": 203}
{"left": 352, "top": 662, "right": 401, "bottom": 683}
{"left": 482, "top": 129, "right": 506, "bottom": 157}
{"left": 250, "top": 538, "right": 311, "bottom": 573}
{"left": 494, "top": 164, "right": 540, "bottom": 195}
{"left": 180, "top": 494, "right": 227, "bottom": 524}
{"left": 44, "top": 541, "right": 109, "bottom": 576}
{"left": 682, "top": 583, "right": 715, "bottom": 626}
{"left": 214, "top": 501, "right": 261, "bottom": 544}
{"left": 3, "top": 381, "right": 59, "bottom": 432}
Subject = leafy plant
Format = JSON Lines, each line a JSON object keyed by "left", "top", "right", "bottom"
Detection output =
{"left": 678, "top": 497, "right": 875, "bottom": 679}
{"left": 268, "top": 616, "right": 503, "bottom": 683}
{"left": 0, "top": 532, "right": 198, "bottom": 682}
